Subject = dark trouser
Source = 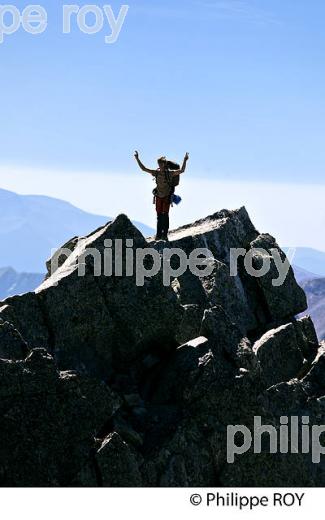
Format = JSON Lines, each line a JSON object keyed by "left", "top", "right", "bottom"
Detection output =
{"left": 155, "top": 196, "right": 170, "bottom": 240}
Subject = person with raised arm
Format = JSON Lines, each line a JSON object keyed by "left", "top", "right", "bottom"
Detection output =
{"left": 134, "top": 151, "right": 189, "bottom": 240}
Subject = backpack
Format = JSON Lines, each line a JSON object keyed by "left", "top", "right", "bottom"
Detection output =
{"left": 153, "top": 160, "right": 181, "bottom": 203}
{"left": 165, "top": 160, "right": 180, "bottom": 188}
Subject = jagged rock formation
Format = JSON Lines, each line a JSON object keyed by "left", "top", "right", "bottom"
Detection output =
{"left": 0, "top": 207, "right": 324, "bottom": 486}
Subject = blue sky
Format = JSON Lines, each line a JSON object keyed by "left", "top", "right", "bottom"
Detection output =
{"left": 0, "top": 0, "right": 325, "bottom": 247}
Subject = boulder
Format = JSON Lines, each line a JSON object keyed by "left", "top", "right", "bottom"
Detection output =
{"left": 176, "top": 304, "right": 204, "bottom": 345}
{"left": 95, "top": 432, "right": 142, "bottom": 486}
{"left": 0, "top": 321, "right": 29, "bottom": 360}
{"left": 165, "top": 208, "right": 258, "bottom": 334}
{"left": 300, "top": 345, "right": 325, "bottom": 397}
{"left": 200, "top": 305, "right": 254, "bottom": 366}
{"left": 143, "top": 419, "right": 219, "bottom": 486}
{"left": 294, "top": 315, "right": 319, "bottom": 362}
{"left": 0, "top": 349, "right": 121, "bottom": 486}
{"left": 0, "top": 292, "right": 49, "bottom": 350}
{"left": 253, "top": 323, "right": 306, "bottom": 388}
{"left": 247, "top": 234, "right": 307, "bottom": 322}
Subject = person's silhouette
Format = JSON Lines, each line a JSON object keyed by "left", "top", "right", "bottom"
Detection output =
{"left": 134, "top": 151, "right": 189, "bottom": 240}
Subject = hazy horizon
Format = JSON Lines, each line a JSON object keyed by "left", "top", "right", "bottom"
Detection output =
{"left": 1, "top": 165, "right": 325, "bottom": 253}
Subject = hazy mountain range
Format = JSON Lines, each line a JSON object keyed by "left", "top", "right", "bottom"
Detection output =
{"left": 0, "top": 267, "right": 44, "bottom": 301}
{"left": 298, "top": 277, "right": 325, "bottom": 341}
{"left": 293, "top": 265, "right": 321, "bottom": 283}
{"left": 284, "top": 247, "right": 325, "bottom": 278}
{"left": 0, "top": 188, "right": 153, "bottom": 273}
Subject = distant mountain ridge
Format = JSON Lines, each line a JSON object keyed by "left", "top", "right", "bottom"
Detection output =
{"left": 284, "top": 247, "right": 325, "bottom": 277}
{"left": 300, "top": 277, "right": 325, "bottom": 341}
{"left": 288, "top": 253, "right": 325, "bottom": 341}
{"left": 292, "top": 265, "right": 321, "bottom": 283}
{"left": 0, "top": 188, "right": 153, "bottom": 272}
{"left": 0, "top": 267, "right": 43, "bottom": 301}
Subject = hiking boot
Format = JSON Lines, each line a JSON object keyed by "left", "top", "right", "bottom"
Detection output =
{"left": 161, "top": 214, "right": 169, "bottom": 240}
{"left": 155, "top": 214, "right": 164, "bottom": 240}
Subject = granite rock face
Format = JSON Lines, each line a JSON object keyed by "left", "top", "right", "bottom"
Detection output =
{"left": 0, "top": 207, "right": 323, "bottom": 487}
{"left": 0, "top": 348, "right": 121, "bottom": 486}
{"left": 1, "top": 215, "right": 182, "bottom": 379}
{"left": 0, "top": 321, "right": 29, "bottom": 360}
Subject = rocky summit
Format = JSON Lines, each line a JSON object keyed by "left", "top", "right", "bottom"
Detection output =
{"left": 0, "top": 207, "right": 324, "bottom": 486}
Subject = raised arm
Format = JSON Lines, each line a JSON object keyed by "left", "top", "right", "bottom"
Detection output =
{"left": 172, "top": 152, "right": 189, "bottom": 176}
{"left": 134, "top": 151, "right": 157, "bottom": 175}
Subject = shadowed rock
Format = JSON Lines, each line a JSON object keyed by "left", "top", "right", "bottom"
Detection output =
{"left": 0, "top": 321, "right": 29, "bottom": 360}
{"left": 1, "top": 215, "right": 182, "bottom": 379}
{"left": 0, "top": 208, "right": 321, "bottom": 487}
{"left": 0, "top": 349, "right": 121, "bottom": 486}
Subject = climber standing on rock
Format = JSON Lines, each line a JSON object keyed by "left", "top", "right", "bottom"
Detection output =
{"left": 134, "top": 151, "right": 189, "bottom": 240}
